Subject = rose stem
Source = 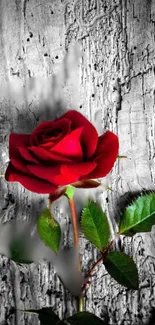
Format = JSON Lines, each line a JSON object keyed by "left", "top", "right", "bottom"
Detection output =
{"left": 82, "top": 240, "right": 114, "bottom": 296}
{"left": 49, "top": 199, "right": 53, "bottom": 216}
{"left": 68, "top": 197, "right": 79, "bottom": 247}
{"left": 82, "top": 256, "right": 103, "bottom": 296}
{"left": 49, "top": 195, "right": 84, "bottom": 310}
{"left": 68, "top": 196, "right": 84, "bottom": 312}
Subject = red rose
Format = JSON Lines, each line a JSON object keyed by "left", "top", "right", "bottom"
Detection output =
{"left": 5, "top": 110, "right": 119, "bottom": 194}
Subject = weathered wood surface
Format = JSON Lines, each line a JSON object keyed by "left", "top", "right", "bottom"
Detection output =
{"left": 0, "top": 0, "right": 155, "bottom": 324}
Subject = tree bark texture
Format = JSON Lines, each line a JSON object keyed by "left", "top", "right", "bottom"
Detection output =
{"left": 0, "top": 0, "right": 155, "bottom": 324}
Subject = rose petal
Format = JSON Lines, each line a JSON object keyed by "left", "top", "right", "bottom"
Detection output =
{"left": 41, "top": 132, "right": 62, "bottom": 144}
{"left": 40, "top": 141, "right": 58, "bottom": 149}
{"left": 5, "top": 163, "right": 57, "bottom": 194}
{"left": 11, "top": 157, "right": 29, "bottom": 174}
{"left": 83, "top": 131, "right": 119, "bottom": 178}
{"left": 51, "top": 127, "right": 83, "bottom": 159}
{"left": 52, "top": 174, "right": 77, "bottom": 185}
{"left": 27, "top": 164, "right": 77, "bottom": 185}
{"left": 40, "top": 134, "right": 62, "bottom": 149}
{"left": 9, "top": 133, "right": 30, "bottom": 158}
{"left": 27, "top": 164, "right": 60, "bottom": 182}
{"left": 18, "top": 147, "right": 39, "bottom": 163}
{"left": 5, "top": 163, "right": 17, "bottom": 182}
{"left": 61, "top": 162, "right": 96, "bottom": 178}
{"left": 95, "top": 131, "right": 119, "bottom": 157}
{"left": 29, "top": 146, "right": 73, "bottom": 163}
{"left": 30, "top": 118, "right": 71, "bottom": 146}
{"left": 27, "top": 161, "right": 96, "bottom": 187}
{"left": 62, "top": 110, "right": 98, "bottom": 159}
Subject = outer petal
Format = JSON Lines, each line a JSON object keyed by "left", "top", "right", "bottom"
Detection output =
{"left": 5, "top": 163, "right": 57, "bottom": 194}
{"left": 62, "top": 110, "right": 98, "bottom": 159}
{"left": 30, "top": 118, "right": 71, "bottom": 146}
{"left": 11, "top": 157, "right": 30, "bottom": 174}
{"left": 27, "top": 161, "right": 96, "bottom": 186}
{"left": 27, "top": 164, "right": 77, "bottom": 185}
{"left": 9, "top": 133, "right": 30, "bottom": 158}
{"left": 61, "top": 162, "right": 96, "bottom": 178}
{"left": 18, "top": 147, "right": 39, "bottom": 163}
{"left": 95, "top": 131, "right": 119, "bottom": 158}
{"left": 51, "top": 127, "right": 83, "bottom": 160}
{"left": 83, "top": 131, "right": 119, "bottom": 179}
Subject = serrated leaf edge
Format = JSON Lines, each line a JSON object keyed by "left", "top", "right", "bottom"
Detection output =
{"left": 81, "top": 201, "right": 110, "bottom": 250}
{"left": 119, "top": 193, "right": 155, "bottom": 234}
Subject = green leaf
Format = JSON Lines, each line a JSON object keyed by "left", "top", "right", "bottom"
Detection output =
{"left": 67, "top": 311, "right": 107, "bottom": 325}
{"left": 21, "top": 308, "right": 65, "bottom": 325}
{"left": 9, "top": 238, "right": 33, "bottom": 264}
{"left": 37, "top": 208, "right": 61, "bottom": 254}
{"left": 104, "top": 252, "right": 139, "bottom": 290}
{"left": 81, "top": 201, "right": 110, "bottom": 250}
{"left": 119, "top": 193, "right": 155, "bottom": 236}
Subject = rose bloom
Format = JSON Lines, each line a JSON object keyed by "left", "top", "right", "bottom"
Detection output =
{"left": 5, "top": 110, "right": 119, "bottom": 194}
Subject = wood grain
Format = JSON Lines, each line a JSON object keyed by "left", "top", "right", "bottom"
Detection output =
{"left": 0, "top": 0, "right": 155, "bottom": 324}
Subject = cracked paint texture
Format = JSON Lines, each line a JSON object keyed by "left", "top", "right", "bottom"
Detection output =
{"left": 0, "top": 0, "right": 155, "bottom": 324}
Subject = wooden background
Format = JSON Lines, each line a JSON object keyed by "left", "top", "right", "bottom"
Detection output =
{"left": 0, "top": 0, "right": 155, "bottom": 324}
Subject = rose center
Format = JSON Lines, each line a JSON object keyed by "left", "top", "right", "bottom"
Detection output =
{"left": 40, "top": 128, "right": 62, "bottom": 142}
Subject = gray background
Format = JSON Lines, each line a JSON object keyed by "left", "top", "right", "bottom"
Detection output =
{"left": 0, "top": 0, "right": 155, "bottom": 324}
